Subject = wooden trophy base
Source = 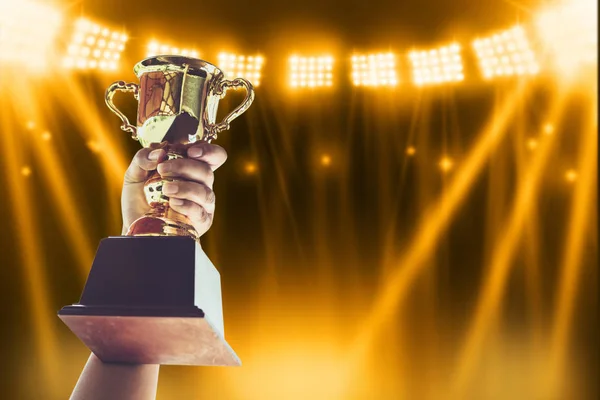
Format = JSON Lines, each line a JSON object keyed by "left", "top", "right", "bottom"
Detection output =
{"left": 58, "top": 236, "right": 240, "bottom": 366}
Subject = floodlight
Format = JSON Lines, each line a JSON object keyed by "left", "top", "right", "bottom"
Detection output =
{"left": 289, "top": 55, "right": 334, "bottom": 88}
{"left": 473, "top": 26, "right": 539, "bottom": 79}
{"left": 409, "top": 43, "right": 464, "bottom": 86}
{"left": 217, "top": 52, "right": 263, "bottom": 87}
{"left": 63, "top": 18, "right": 128, "bottom": 71}
{"left": 351, "top": 52, "right": 398, "bottom": 87}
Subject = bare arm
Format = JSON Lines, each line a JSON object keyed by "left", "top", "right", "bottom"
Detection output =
{"left": 70, "top": 354, "right": 159, "bottom": 400}
{"left": 72, "top": 142, "right": 228, "bottom": 398}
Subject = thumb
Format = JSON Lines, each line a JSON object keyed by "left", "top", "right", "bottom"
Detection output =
{"left": 124, "top": 147, "right": 166, "bottom": 184}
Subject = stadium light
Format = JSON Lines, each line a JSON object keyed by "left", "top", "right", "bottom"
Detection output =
{"left": 473, "top": 25, "right": 539, "bottom": 79}
{"left": 146, "top": 40, "right": 199, "bottom": 58}
{"left": 63, "top": 18, "right": 128, "bottom": 71}
{"left": 0, "top": 0, "right": 63, "bottom": 67}
{"left": 217, "top": 52, "right": 264, "bottom": 87}
{"left": 351, "top": 52, "right": 398, "bottom": 87}
{"left": 409, "top": 43, "right": 464, "bottom": 86}
{"left": 289, "top": 55, "right": 334, "bottom": 88}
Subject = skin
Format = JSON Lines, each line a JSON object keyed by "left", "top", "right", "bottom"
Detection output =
{"left": 121, "top": 141, "right": 228, "bottom": 236}
{"left": 71, "top": 142, "right": 227, "bottom": 400}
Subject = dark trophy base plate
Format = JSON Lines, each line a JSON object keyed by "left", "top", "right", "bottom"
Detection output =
{"left": 58, "top": 236, "right": 240, "bottom": 366}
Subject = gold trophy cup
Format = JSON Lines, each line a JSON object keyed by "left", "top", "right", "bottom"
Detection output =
{"left": 59, "top": 56, "right": 254, "bottom": 366}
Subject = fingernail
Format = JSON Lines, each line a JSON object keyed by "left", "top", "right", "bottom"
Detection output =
{"left": 188, "top": 146, "right": 204, "bottom": 158}
{"left": 157, "top": 162, "right": 171, "bottom": 174}
{"left": 162, "top": 181, "right": 178, "bottom": 194}
{"left": 149, "top": 149, "right": 162, "bottom": 161}
{"left": 170, "top": 198, "right": 184, "bottom": 206}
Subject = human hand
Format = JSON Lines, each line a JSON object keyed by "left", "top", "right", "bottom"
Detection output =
{"left": 121, "top": 142, "right": 228, "bottom": 237}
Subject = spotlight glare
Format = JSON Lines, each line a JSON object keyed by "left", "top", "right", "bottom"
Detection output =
{"left": 527, "top": 138, "right": 538, "bottom": 150}
{"left": 0, "top": 0, "right": 63, "bottom": 68}
{"left": 244, "top": 162, "right": 257, "bottom": 174}
{"left": 565, "top": 169, "right": 578, "bottom": 182}
{"left": 439, "top": 157, "right": 454, "bottom": 172}
{"left": 535, "top": 0, "right": 597, "bottom": 76}
{"left": 21, "top": 166, "right": 32, "bottom": 177}
{"left": 543, "top": 123, "right": 555, "bottom": 135}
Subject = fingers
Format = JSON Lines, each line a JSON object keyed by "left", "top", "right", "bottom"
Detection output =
{"left": 124, "top": 147, "right": 166, "bottom": 184}
{"left": 162, "top": 180, "right": 216, "bottom": 214}
{"left": 169, "top": 198, "right": 213, "bottom": 230}
{"left": 157, "top": 158, "right": 215, "bottom": 188}
{"left": 187, "top": 143, "right": 228, "bottom": 171}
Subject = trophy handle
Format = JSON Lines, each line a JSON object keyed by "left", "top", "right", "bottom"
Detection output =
{"left": 105, "top": 81, "right": 140, "bottom": 139}
{"left": 206, "top": 78, "right": 255, "bottom": 141}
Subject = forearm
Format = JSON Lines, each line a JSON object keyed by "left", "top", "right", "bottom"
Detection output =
{"left": 71, "top": 353, "right": 159, "bottom": 400}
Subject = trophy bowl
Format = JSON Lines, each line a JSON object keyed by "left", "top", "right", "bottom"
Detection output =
{"left": 106, "top": 55, "right": 254, "bottom": 241}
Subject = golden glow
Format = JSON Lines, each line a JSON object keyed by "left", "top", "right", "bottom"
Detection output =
{"left": 87, "top": 139, "right": 102, "bottom": 153}
{"left": 546, "top": 106, "right": 597, "bottom": 396}
{"left": 473, "top": 25, "right": 539, "bottom": 79}
{"left": 565, "top": 169, "right": 578, "bottom": 182}
{"left": 535, "top": 0, "right": 598, "bottom": 76}
{"left": 21, "top": 165, "right": 32, "bottom": 176}
{"left": 409, "top": 43, "right": 464, "bottom": 86}
{"left": 439, "top": 156, "right": 453, "bottom": 172}
{"left": 451, "top": 96, "right": 566, "bottom": 397}
{"left": 351, "top": 52, "right": 398, "bottom": 87}
{"left": 146, "top": 40, "right": 199, "bottom": 58}
{"left": 289, "top": 55, "right": 334, "bottom": 88}
{"left": 0, "top": 75, "right": 62, "bottom": 396}
{"left": 10, "top": 74, "right": 99, "bottom": 284}
{"left": 244, "top": 162, "right": 258, "bottom": 174}
{"left": 218, "top": 52, "right": 264, "bottom": 87}
{"left": 527, "top": 138, "right": 539, "bottom": 150}
{"left": 0, "top": 9, "right": 597, "bottom": 399}
{"left": 345, "top": 84, "right": 530, "bottom": 393}
{"left": 63, "top": 18, "right": 128, "bottom": 71}
{"left": 0, "top": 0, "right": 62, "bottom": 68}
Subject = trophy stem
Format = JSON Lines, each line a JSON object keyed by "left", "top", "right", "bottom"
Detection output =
{"left": 127, "top": 203, "right": 199, "bottom": 240}
{"left": 126, "top": 144, "right": 199, "bottom": 241}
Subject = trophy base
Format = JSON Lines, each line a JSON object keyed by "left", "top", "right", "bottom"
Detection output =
{"left": 58, "top": 236, "right": 239, "bottom": 367}
{"left": 59, "top": 307, "right": 240, "bottom": 366}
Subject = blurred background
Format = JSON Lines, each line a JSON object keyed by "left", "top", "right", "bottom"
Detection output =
{"left": 0, "top": 0, "right": 597, "bottom": 399}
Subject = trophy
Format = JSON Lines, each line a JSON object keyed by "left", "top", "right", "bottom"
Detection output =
{"left": 58, "top": 56, "right": 254, "bottom": 366}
